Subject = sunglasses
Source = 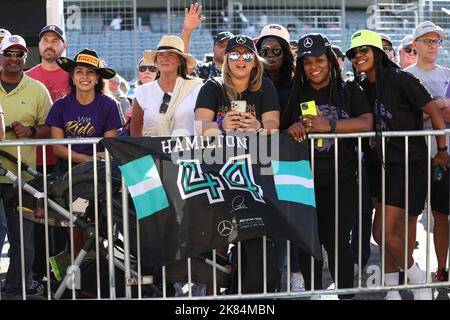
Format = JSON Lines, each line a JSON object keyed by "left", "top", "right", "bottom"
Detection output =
{"left": 138, "top": 65, "right": 157, "bottom": 73}
{"left": 259, "top": 47, "right": 283, "bottom": 57}
{"left": 2, "top": 50, "right": 26, "bottom": 58}
{"left": 403, "top": 47, "right": 417, "bottom": 55}
{"left": 347, "top": 46, "right": 370, "bottom": 60}
{"left": 383, "top": 45, "right": 394, "bottom": 53}
{"left": 416, "top": 38, "right": 442, "bottom": 47}
{"left": 228, "top": 51, "right": 254, "bottom": 62}
{"left": 159, "top": 92, "right": 171, "bottom": 114}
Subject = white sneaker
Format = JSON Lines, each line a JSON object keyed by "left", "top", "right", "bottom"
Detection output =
{"left": 408, "top": 267, "right": 433, "bottom": 300}
{"left": 412, "top": 288, "right": 432, "bottom": 300}
{"left": 290, "top": 272, "right": 305, "bottom": 292}
{"left": 384, "top": 291, "right": 402, "bottom": 300}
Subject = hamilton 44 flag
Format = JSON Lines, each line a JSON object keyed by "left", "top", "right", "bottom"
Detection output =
{"left": 101, "top": 133, "right": 321, "bottom": 267}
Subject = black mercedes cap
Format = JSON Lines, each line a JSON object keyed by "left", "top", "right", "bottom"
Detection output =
{"left": 297, "top": 33, "right": 331, "bottom": 59}
{"left": 225, "top": 35, "right": 257, "bottom": 54}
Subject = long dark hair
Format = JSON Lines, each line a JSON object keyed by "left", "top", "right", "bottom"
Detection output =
{"left": 351, "top": 46, "right": 400, "bottom": 149}
{"left": 281, "top": 47, "right": 344, "bottom": 130}
{"left": 69, "top": 71, "right": 105, "bottom": 93}
{"left": 256, "top": 36, "right": 295, "bottom": 88}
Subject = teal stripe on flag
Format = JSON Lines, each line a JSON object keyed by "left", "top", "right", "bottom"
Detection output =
{"left": 272, "top": 160, "right": 312, "bottom": 179}
{"left": 120, "top": 155, "right": 156, "bottom": 186}
{"left": 274, "top": 185, "right": 316, "bottom": 207}
{"left": 119, "top": 155, "right": 169, "bottom": 220}
{"left": 132, "top": 187, "right": 170, "bottom": 220}
{"left": 272, "top": 160, "right": 316, "bottom": 207}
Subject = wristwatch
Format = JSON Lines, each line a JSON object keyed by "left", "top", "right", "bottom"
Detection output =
{"left": 437, "top": 145, "right": 448, "bottom": 153}
{"left": 28, "top": 126, "right": 37, "bottom": 137}
{"left": 329, "top": 119, "right": 337, "bottom": 133}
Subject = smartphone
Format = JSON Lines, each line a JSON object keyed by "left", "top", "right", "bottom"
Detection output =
{"left": 299, "top": 100, "right": 322, "bottom": 147}
{"left": 300, "top": 100, "right": 318, "bottom": 116}
{"left": 231, "top": 100, "right": 247, "bottom": 113}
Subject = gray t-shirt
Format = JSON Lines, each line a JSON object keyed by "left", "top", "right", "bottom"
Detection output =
{"left": 405, "top": 63, "right": 450, "bottom": 156}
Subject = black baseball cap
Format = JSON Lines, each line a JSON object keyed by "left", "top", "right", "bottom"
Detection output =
{"left": 297, "top": 33, "right": 331, "bottom": 59}
{"left": 214, "top": 31, "right": 234, "bottom": 45}
{"left": 331, "top": 45, "right": 345, "bottom": 59}
{"left": 225, "top": 35, "right": 257, "bottom": 54}
{"left": 39, "top": 24, "right": 65, "bottom": 43}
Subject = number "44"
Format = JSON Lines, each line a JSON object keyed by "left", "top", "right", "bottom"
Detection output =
{"left": 177, "top": 155, "right": 265, "bottom": 204}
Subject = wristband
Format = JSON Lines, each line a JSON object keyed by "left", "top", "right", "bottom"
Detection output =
{"left": 28, "top": 126, "right": 37, "bottom": 137}
{"left": 437, "top": 145, "right": 448, "bottom": 153}
{"left": 216, "top": 115, "right": 226, "bottom": 134}
{"left": 329, "top": 118, "right": 337, "bottom": 133}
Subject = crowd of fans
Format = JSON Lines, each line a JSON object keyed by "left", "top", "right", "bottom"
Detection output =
{"left": 0, "top": 3, "right": 449, "bottom": 300}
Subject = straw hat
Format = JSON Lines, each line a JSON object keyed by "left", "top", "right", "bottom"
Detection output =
{"left": 143, "top": 35, "right": 197, "bottom": 70}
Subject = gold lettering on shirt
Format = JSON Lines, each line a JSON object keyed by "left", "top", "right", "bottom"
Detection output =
{"left": 65, "top": 121, "right": 95, "bottom": 137}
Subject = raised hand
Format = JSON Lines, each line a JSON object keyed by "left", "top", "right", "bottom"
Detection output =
{"left": 184, "top": 2, "right": 206, "bottom": 32}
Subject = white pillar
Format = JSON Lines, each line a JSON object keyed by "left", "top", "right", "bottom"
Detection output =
{"left": 46, "top": 0, "right": 65, "bottom": 30}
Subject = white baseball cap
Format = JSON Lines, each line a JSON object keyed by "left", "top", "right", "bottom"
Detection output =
{"left": 0, "top": 28, "right": 11, "bottom": 38}
{"left": 0, "top": 35, "right": 28, "bottom": 53}
{"left": 413, "top": 21, "right": 445, "bottom": 40}
{"left": 398, "top": 35, "right": 414, "bottom": 51}
{"left": 257, "top": 24, "right": 290, "bottom": 45}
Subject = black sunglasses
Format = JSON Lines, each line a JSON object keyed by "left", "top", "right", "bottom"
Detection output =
{"left": 159, "top": 92, "right": 171, "bottom": 113}
{"left": 138, "top": 65, "right": 157, "bottom": 73}
{"left": 403, "top": 47, "right": 417, "bottom": 55}
{"left": 346, "top": 46, "right": 370, "bottom": 60}
{"left": 383, "top": 45, "right": 394, "bottom": 52}
{"left": 259, "top": 47, "right": 283, "bottom": 57}
{"left": 2, "top": 50, "right": 26, "bottom": 58}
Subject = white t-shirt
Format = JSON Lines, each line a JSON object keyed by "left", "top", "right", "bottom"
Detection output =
{"left": 134, "top": 80, "right": 202, "bottom": 136}
{"left": 110, "top": 18, "right": 122, "bottom": 30}
{"left": 405, "top": 63, "right": 450, "bottom": 156}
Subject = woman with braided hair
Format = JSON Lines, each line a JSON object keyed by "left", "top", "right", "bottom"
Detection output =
{"left": 281, "top": 33, "right": 373, "bottom": 299}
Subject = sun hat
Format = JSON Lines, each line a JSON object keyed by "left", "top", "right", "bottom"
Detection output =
{"left": 56, "top": 48, "right": 116, "bottom": 79}
{"left": 143, "top": 35, "right": 198, "bottom": 70}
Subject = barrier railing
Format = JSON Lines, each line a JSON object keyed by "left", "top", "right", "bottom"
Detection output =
{"left": 0, "top": 130, "right": 449, "bottom": 300}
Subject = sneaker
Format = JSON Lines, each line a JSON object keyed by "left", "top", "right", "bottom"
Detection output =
{"left": 384, "top": 291, "right": 402, "bottom": 300}
{"left": 290, "top": 272, "right": 305, "bottom": 292}
{"left": 412, "top": 288, "right": 432, "bottom": 300}
{"left": 434, "top": 268, "right": 449, "bottom": 282}
{"left": 26, "top": 280, "right": 45, "bottom": 297}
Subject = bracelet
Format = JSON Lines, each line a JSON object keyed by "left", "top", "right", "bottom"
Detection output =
{"left": 437, "top": 145, "right": 448, "bottom": 153}
{"left": 216, "top": 115, "right": 226, "bottom": 134}
{"left": 28, "top": 126, "right": 37, "bottom": 137}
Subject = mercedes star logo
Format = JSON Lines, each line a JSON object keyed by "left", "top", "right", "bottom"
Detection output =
{"left": 217, "top": 220, "right": 233, "bottom": 236}
{"left": 236, "top": 36, "right": 246, "bottom": 44}
{"left": 303, "top": 37, "right": 313, "bottom": 48}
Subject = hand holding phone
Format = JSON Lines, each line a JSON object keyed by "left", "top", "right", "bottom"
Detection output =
{"left": 300, "top": 100, "right": 322, "bottom": 147}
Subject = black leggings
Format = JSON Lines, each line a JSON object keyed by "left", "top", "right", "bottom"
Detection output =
{"left": 295, "top": 177, "right": 356, "bottom": 297}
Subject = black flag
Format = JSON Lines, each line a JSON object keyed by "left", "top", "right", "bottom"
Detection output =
{"left": 101, "top": 132, "right": 322, "bottom": 267}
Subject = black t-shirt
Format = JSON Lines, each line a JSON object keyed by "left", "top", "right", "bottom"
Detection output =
{"left": 360, "top": 68, "right": 432, "bottom": 163}
{"left": 195, "top": 77, "right": 281, "bottom": 121}
{"left": 272, "top": 78, "right": 292, "bottom": 114}
{"left": 284, "top": 82, "right": 372, "bottom": 188}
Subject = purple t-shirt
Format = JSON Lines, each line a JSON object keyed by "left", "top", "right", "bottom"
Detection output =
{"left": 46, "top": 92, "right": 122, "bottom": 155}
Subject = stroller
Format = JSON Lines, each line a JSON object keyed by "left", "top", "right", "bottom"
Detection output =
{"left": 0, "top": 150, "right": 231, "bottom": 299}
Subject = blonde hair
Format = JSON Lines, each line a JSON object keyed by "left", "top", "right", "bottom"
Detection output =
{"left": 222, "top": 52, "right": 264, "bottom": 102}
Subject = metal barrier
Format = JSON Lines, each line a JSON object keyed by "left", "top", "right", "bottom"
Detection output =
{"left": 0, "top": 130, "right": 449, "bottom": 300}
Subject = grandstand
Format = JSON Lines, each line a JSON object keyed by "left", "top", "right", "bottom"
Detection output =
{"left": 64, "top": 0, "right": 450, "bottom": 81}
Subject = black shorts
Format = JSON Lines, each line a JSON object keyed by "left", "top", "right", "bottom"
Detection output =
{"left": 366, "top": 160, "right": 427, "bottom": 216}
{"left": 431, "top": 167, "right": 449, "bottom": 215}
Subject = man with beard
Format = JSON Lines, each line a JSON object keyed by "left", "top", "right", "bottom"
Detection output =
{"left": 26, "top": 25, "right": 70, "bottom": 284}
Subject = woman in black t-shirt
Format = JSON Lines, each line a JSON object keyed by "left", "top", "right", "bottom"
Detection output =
{"left": 281, "top": 33, "right": 373, "bottom": 298}
{"left": 255, "top": 24, "right": 294, "bottom": 112}
{"left": 195, "top": 35, "right": 280, "bottom": 134}
{"left": 347, "top": 29, "right": 449, "bottom": 300}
